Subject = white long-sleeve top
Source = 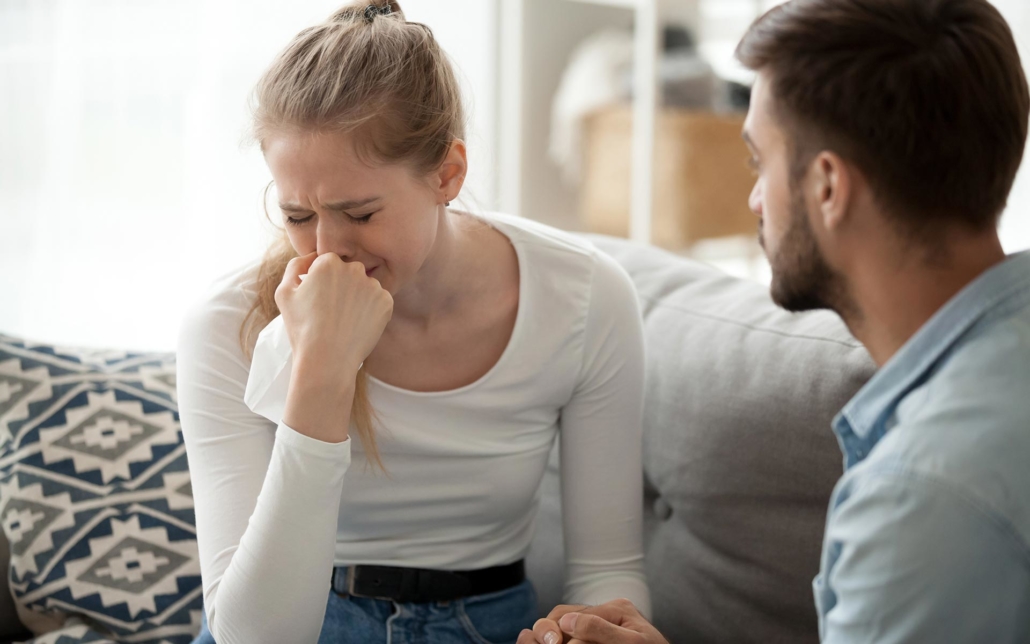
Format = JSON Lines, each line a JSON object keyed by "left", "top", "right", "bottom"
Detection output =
{"left": 176, "top": 212, "right": 650, "bottom": 644}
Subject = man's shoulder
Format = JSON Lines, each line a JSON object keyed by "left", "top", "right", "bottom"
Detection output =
{"left": 856, "top": 310, "right": 1030, "bottom": 555}
{"left": 822, "top": 461, "right": 1030, "bottom": 643}
{"left": 918, "top": 302, "right": 1030, "bottom": 428}
{"left": 950, "top": 298, "right": 1030, "bottom": 373}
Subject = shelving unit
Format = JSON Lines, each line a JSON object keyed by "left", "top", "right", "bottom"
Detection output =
{"left": 567, "top": 0, "right": 660, "bottom": 244}
{"left": 497, "top": 0, "right": 667, "bottom": 244}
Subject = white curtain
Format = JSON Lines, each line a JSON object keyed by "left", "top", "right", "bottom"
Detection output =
{"left": 0, "top": 0, "right": 496, "bottom": 350}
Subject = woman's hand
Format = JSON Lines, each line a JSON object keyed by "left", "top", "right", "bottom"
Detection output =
{"left": 276, "top": 251, "right": 393, "bottom": 443}
{"left": 276, "top": 251, "right": 393, "bottom": 376}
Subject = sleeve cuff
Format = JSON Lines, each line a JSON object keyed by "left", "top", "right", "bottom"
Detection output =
{"left": 275, "top": 421, "right": 353, "bottom": 463}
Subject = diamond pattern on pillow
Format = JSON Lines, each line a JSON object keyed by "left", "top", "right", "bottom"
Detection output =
{"left": 0, "top": 334, "right": 202, "bottom": 644}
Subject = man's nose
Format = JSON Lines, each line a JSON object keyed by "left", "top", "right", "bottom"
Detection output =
{"left": 748, "top": 181, "right": 763, "bottom": 217}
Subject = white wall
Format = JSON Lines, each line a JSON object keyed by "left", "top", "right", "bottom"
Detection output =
{"left": 0, "top": 0, "right": 497, "bottom": 351}
{"left": 405, "top": 1, "right": 498, "bottom": 212}
{"left": 993, "top": 0, "right": 1030, "bottom": 253}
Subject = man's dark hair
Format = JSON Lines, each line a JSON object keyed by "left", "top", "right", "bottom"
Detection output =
{"left": 736, "top": 0, "right": 1030, "bottom": 234}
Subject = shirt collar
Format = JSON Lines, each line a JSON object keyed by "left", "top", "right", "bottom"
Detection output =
{"left": 834, "top": 251, "right": 1030, "bottom": 442}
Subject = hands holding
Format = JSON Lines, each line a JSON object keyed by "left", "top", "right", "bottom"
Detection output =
{"left": 518, "top": 599, "right": 669, "bottom": 644}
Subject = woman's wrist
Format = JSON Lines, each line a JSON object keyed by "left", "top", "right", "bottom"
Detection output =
{"left": 292, "top": 350, "right": 363, "bottom": 387}
{"left": 282, "top": 358, "right": 358, "bottom": 444}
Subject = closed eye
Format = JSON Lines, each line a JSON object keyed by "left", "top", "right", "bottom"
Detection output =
{"left": 347, "top": 211, "right": 377, "bottom": 224}
{"left": 348, "top": 211, "right": 376, "bottom": 223}
{"left": 283, "top": 212, "right": 375, "bottom": 226}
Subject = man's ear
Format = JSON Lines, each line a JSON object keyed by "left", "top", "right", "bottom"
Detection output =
{"left": 435, "top": 139, "right": 467, "bottom": 204}
{"left": 809, "top": 150, "right": 853, "bottom": 234}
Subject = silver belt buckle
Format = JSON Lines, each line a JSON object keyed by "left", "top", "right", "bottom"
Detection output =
{"left": 346, "top": 565, "right": 395, "bottom": 601}
{"left": 346, "top": 565, "right": 359, "bottom": 596}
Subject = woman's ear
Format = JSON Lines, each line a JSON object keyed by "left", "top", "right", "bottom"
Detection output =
{"left": 435, "top": 139, "right": 467, "bottom": 204}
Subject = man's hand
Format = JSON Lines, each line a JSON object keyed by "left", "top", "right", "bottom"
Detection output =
{"left": 517, "top": 604, "right": 586, "bottom": 644}
{"left": 517, "top": 599, "right": 669, "bottom": 644}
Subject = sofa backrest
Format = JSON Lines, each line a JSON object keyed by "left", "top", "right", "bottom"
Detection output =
{"left": 526, "top": 236, "right": 875, "bottom": 643}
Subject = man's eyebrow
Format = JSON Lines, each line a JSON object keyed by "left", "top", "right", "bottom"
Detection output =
{"left": 278, "top": 197, "right": 381, "bottom": 213}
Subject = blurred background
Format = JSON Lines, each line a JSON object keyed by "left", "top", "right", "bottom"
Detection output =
{"left": 2, "top": 0, "right": 1029, "bottom": 350}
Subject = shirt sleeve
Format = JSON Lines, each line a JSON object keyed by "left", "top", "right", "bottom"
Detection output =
{"left": 558, "top": 250, "right": 652, "bottom": 619}
{"left": 176, "top": 289, "right": 352, "bottom": 644}
{"left": 818, "top": 469, "right": 1030, "bottom": 644}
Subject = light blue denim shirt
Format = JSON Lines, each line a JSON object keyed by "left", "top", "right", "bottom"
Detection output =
{"left": 815, "top": 251, "right": 1030, "bottom": 643}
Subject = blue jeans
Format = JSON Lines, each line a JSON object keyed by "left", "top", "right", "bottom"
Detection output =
{"left": 191, "top": 579, "right": 539, "bottom": 644}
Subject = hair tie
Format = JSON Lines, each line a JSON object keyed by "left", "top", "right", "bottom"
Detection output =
{"left": 363, "top": 4, "right": 392, "bottom": 23}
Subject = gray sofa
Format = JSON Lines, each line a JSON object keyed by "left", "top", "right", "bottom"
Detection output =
{"left": 526, "top": 236, "right": 874, "bottom": 643}
{"left": 0, "top": 235, "right": 874, "bottom": 643}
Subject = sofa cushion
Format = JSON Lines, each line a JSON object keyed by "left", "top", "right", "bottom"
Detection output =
{"left": 527, "top": 236, "right": 875, "bottom": 643}
{"left": 0, "top": 335, "right": 201, "bottom": 644}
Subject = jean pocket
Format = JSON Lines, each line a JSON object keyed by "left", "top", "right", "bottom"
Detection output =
{"left": 456, "top": 580, "right": 538, "bottom": 644}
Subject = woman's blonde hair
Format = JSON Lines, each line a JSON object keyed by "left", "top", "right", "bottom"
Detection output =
{"left": 240, "top": 1, "right": 467, "bottom": 470}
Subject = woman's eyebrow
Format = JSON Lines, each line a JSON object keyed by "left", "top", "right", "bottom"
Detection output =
{"left": 278, "top": 197, "right": 381, "bottom": 212}
{"left": 322, "top": 197, "right": 381, "bottom": 211}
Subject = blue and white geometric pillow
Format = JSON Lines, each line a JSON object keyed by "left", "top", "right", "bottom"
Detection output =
{"left": 0, "top": 334, "right": 202, "bottom": 644}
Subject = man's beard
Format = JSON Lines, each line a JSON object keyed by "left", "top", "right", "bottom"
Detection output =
{"left": 764, "top": 184, "right": 847, "bottom": 313}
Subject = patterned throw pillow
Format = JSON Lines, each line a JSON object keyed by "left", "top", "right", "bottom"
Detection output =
{"left": 0, "top": 334, "right": 202, "bottom": 644}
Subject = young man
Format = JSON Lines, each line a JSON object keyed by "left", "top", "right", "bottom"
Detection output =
{"left": 520, "top": 0, "right": 1030, "bottom": 642}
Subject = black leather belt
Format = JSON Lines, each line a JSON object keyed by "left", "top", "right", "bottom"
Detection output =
{"left": 331, "top": 560, "right": 525, "bottom": 604}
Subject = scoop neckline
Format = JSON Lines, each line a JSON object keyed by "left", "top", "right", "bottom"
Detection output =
{"left": 365, "top": 213, "right": 526, "bottom": 398}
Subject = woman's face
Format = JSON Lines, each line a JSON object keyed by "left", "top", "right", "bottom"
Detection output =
{"left": 262, "top": 129, "right": 445, "bottom": 296}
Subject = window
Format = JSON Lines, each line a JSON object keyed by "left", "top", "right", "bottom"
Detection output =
{"left": 0, "top": 0, "right": 494, "bottom": 350}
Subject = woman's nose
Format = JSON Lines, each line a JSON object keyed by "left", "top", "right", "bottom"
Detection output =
{"left": 316, "top": 219, "right": 357, "bottom": 261}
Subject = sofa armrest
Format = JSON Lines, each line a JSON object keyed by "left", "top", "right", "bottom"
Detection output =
{"left": 0, "top": 630, "right": 33, "bottom": 644}
{"left": 0, "top": 533, "right": 27, "bottom": 642}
